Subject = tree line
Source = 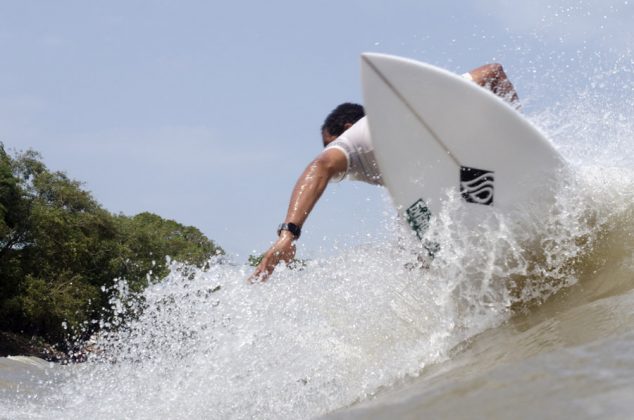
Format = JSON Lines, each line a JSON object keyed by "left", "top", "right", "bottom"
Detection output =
{"left": 0, "top": 145, "right": 223, "bottom": 354}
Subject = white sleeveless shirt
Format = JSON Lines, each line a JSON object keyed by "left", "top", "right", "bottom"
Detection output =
{"left": 325, "top": 72, "right": 474, "bottom": 186}
{"left": 325, "top": 116, "right": 383, "bottom": 185}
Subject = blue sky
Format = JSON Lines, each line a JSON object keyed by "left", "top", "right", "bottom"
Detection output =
{"left": 1, "top": 0, "right": 632, "bottom": 259}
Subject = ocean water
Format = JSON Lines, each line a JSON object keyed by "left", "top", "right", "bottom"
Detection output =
{"left": 2, "top": 71, "right": 634, "bottom": 420}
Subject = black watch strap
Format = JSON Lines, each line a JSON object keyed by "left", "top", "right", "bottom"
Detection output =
{"left": 277, "top": 223, "right": 301, "bottom": 239}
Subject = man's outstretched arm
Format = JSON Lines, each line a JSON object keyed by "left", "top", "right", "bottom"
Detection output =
{"left": 250, "top": 148, "right": 348, "bottom": 282}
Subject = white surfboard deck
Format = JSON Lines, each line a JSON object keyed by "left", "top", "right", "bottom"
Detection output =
{"left": 360, "top": 53, "right": 566, "bottom": 240}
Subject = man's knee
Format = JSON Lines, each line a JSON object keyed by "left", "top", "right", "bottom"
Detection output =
{"left": 483, "top": 63, "right": 505, "bottom": 80}
{"left": 469, "top": 63, "right": 508, "bottom": 87}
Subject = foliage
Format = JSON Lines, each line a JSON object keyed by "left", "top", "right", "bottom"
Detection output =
{"left": 0, "top": 145, "right": 223, "bottom": 348}
{"left": 247, "top": 253, "right": 307, "bottom": 270}
{"left": 247, "top": 254, "right": 264, "bottom": 267}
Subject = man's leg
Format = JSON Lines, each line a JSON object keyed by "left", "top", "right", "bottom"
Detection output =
{"left": 467, "top": 63, "right": 520, "bottom": 108}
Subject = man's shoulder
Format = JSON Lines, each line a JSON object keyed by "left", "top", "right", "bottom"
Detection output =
{"left": 333, "top": 117, "right": 370, "bottom": 148}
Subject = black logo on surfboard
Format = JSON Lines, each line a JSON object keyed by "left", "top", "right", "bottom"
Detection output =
{"left": 406, "top": 198, "right": 431, "bottom": 240}
{"left": 405, "top": 198, "right": 440, "bottom": 259}
{"left": 460, "top": 166, "right": 494, "bottom": 205}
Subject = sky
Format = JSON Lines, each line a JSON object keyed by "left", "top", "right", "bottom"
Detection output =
{"left": 1, "top": 0, "right": 633, "bottom": 260}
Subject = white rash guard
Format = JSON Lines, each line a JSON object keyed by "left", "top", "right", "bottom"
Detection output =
{"left": 325, "top": 72, "right": 473, "bottom": 186}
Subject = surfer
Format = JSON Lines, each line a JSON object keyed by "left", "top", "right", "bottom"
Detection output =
{"left": 250, "top": 63, "right": 520, "bottom": 281}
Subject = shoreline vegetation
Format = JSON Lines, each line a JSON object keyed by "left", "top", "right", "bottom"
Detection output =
{"left": 0, "top": 144, "right": 224, "bottom": 362}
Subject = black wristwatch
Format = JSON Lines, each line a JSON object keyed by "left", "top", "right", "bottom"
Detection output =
{"left": 277, "top": 223, "right": 301, "bottom": 239}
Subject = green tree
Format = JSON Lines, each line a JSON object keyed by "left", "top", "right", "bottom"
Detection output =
{"left": 111, "top": 212, "right": 224, "bottom": 291}
{"left": 0, "top": 145, "right": 224, "bottom": 349}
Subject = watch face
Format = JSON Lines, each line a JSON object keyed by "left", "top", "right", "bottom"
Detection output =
{"left": 278, "top": 223, "right": 301, "bottom": 239}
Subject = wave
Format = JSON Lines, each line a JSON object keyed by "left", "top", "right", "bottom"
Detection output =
{"left": 3, "top": 57, "right": 634, "bottom": 420}
{"left": 3, "top": 158, "right": 629, "bottom": 419}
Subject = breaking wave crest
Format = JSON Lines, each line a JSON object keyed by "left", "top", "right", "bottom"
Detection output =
{"left": 4, "top": 57, "right": 634, "bottom": 420}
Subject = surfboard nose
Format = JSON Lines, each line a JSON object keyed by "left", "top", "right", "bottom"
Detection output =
{"left": 361, "top": 52, "right": 421, "bottom": 69}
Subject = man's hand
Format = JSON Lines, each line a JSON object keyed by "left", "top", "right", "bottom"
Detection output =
{"left": 249, "top": 232, "right": 296, "bottom": 282}
{"left": 248, "top": 148, "right": 347, "bottom": 283}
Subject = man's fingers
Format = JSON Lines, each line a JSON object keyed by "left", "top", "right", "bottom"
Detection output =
{"left": 247, "top": 256, "right": 276, "bottom": 283}
{"left": 247, "top": 239, "right": 296, "bottom": 284}
{"left": 248, "top": 266, "right": 271, "bottom": 283}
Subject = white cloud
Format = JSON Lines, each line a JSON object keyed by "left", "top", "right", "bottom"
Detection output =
{"left": 0, "top": 95, "right": 47, "bottom": 148}
{"left": 0, "top": 94, "right": 46, "bottom": 115}
{"left": 41, "top": 34, "right": 67, "bottom": 48}
{"left": 476, "top": 0, "right": 634, "bottom": 48}
{"left": 66, "top": 125, "right": 277, "bottom": 169}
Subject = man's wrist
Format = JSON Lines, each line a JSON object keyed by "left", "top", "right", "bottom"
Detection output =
{"left": 277, "top": 230, "right": 296, "bottom": 241}
{"left": 277, "top": 222, "right": 301, "bottom": 239}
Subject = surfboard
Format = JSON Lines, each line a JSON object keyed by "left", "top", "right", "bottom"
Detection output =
{"left": 360, "top": 53, "right": 566, "bottom": 242}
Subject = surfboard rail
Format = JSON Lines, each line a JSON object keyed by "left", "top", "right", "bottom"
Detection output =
{"left": 361, "top": 52, "right": 566, "bottom": 241}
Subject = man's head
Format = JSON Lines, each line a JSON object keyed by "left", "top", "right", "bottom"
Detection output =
{"left": 321, "top": 102, "right": 365, "bottom": 147}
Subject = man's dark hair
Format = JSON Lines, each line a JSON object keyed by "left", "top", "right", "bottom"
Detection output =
{"left": 321, "top": 102, "right": 365, "bottom": 137}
